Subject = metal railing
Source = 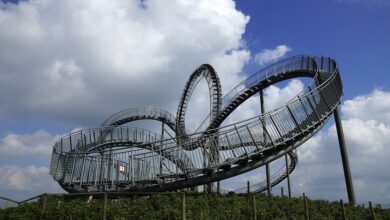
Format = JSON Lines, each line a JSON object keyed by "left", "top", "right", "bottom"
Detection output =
{"left": 101, "top": 106, "right": 176, "bottom": 128}
{"left": 49, "top": 55, "right": 342, "bottom": 192}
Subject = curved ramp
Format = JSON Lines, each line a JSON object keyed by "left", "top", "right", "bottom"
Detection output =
{"left": 101, "top": 106, "right": 177, "bottom": 131}
{"left": 49, "top": 55, "right": 343, "bottom": 193}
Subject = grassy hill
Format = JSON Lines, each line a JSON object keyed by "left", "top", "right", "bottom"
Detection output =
{"left": 1, "top": 192, "right": 389, "bottom": 219}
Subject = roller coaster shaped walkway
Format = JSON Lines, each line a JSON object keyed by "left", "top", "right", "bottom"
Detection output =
{"left": 50, "top": 55, "right": 343, "bottom": 193}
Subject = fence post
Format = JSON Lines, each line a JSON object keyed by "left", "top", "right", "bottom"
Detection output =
{"left": 247, "top": 181, "right": 250, "bottom": 194}
{"left": 281, "top": 187, "right": 284, "bottom": 197}
{"left": 252, "top": 195, "right": 257, "bottom": 220}
{"left": 103, "top": 193, "right": 107, "bottom": 220}
{"left": 303, "top": 193, "right": 309, "bottom": 220}
{"left": 182, "top": 193, "right": 186, "bottom": 220}
{"left": 340, "top": 199, "right": 347, "bottom": 220}
{"left": 369, "top": 201, "right": 376, "bottom": 220}
{"left": 40, "top": 194, "right": 47, "bottom": 220}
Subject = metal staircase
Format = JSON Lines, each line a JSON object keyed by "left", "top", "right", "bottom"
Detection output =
{"left": 50, "top": 55, "right": 343, "bottom": 193}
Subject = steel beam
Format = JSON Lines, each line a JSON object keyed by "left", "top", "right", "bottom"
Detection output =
{"left": 265, "top": 164, "right": 271, "bottom": 196}
{"left": 285, "top": 154, "right": 291, "bottom": 198}
{"left": 334, "top": 107, "right": 356, "bottom": 204}
{"left": 260, "top": 90, "right": 272, "bottom": 196}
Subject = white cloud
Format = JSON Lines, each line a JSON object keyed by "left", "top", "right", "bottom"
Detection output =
{"left": 0, "top": 0, "right": 250, "bottom": 126}
{"left": 220, "top": 89, "right": 390, "bottom": 205}
{"left": 223, "top": 79, "right": 304, "bottom": 125}
{"left": 0, "top": 0, "right": 250, "bottom": 200}
{"left": 0, "top": 165, "right": 63, "bottom": 200}
{"left": 342, "top": 89, "right": 390, "bottom": 122}
{"left": 292, "top": 89, "right": 390, "bottom": 204}
{"left": 254, "top": 45, "right": 292, "bottom": 66}
{"left": 263, "top": 79, "right": 304, "bottom": 111}
{"left": 0, "top": 130, "right": 61, "bottom": 158}
{"left": 2, "top": 0, "right": 388, "bottom": 205}
{"left": 184, "top": 50, "right": 251, "bottom": 132}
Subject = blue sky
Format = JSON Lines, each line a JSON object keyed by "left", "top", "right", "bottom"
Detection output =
{"left": 237, "top": 0, "right": 390, "bottom": 98}
{"left": 0, "top": 0, "right": 389, "bottom": 205}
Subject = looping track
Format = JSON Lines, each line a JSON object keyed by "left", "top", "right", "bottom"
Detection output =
{"left": 50, "top": 55, "right": 343, "bottom": 193}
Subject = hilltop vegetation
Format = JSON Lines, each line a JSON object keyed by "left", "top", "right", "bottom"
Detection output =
{"left": 1, "top": 192, "right": 389, "bottom": 219}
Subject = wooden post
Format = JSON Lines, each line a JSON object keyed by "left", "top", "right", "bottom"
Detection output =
{"left": 369, "top": 201, "right": 376, "bottom": 220}
{"left": 182, "top": 193, "right": 186, "bottom": 220}
{"left": 103, "top": 193, "right": 107, "bottom": 220}
{"left": 303, "top": 193, "right": 309, "bottom": 220}
{"left": 252, "top": 195, "right": 257, "bottom": 220}
{"left": 217, "top": 181, "right": 220, "bottom": 194}
{"left": 340, "top": 199, "right": 347, "bottom": 220}
{"left": 247, "top": 181, "right": 250, "bottom": 194}
{"left": 40, "top": 194, "right": 47, "bottom": 220}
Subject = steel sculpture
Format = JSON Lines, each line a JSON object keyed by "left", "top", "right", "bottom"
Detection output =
{"left": 49, "top": 55, "right": 355, "bottom": 203}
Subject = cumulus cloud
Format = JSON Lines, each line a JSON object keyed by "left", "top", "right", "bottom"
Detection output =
{"left": 291, "top": 89, "right": 390, "bottom": 204}
{"left": 220, "top": 89, "right": 390, "bottom": 205}
{"left": 0, "top": 0, "right": 250, "bottom": 126}
{"left": 2, "top": 0, "right": 388, "bottom": 206}
{"left": 0, "top": 130, "right": 61, "bottom": 158}
{"left": 342, "top": 89, "right": 390, "bottom": 123}
{"left": 0, "top": 0, "right": 251, "bottom": 201}
{"left": 223, "top": 79, "right": 305, "bottom": 125}
{"left": 0, "top": 165, "right": 63, "bottom": 200}
{"left": 254, "top": 45, "right": 292, "bottom": 66}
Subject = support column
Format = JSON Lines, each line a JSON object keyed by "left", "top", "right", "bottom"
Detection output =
{"left": 160, "top": 122, "right": 165, "bottom": 176}
{"left": 303, "top": 193, "right": 309, "bottom": 220}
{"left": 281, "top": 187, "right": 284, "bottom": 197}
{"left": 266, "top": 164, "right": 271, "bottom": 196}
{"left": 103, "top": 192, "right": 107, "bottom": 220}
{"left": 182, "top": 193, "right": 186, "bottom": 220}
{"left": 260, "top": 90, "right": 272, "bottom": 196}
{"left": 285, "top": 154, "right": 291, "bottom": 199}
{"left": 334, "top": 107, "right": 356, "bottom": 204}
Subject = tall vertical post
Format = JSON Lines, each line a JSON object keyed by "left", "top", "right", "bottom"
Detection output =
{"left": 160, "top": 122, "right": 165, "bottom": 176}
{"left": 369, "top": 201, "right": 376, "bottom": 220}
{"left": 260, "top": 90, "right": 272, "bottom": 196}
{"left": 247, "top": 181, "right": 250, "bottom": 194}
{"left": 252, "top": 195, "right": 257, "bottom": 220}
{"left": 303, "top": 193, "right": 309, "bottom": 220}
{"left": 40, "top": 194, "right": 47, "bottom": 220}
{"left": 285, "top": 154, "right": 291, "bottom": 198}
{"left": 340, "top": 199, "right": 347, "bottom": 220}
{"left": 182, "top": 193, "right": 186, "bottom": 220}
{"left": 103, "top": 192, "right": 107, "bottom": 220}
{"left": 207, "top": 183, "right": 212, "bottom": 194}
{"left": 281, "top": 187, "right": 284, "bottom": 197}
{"left": 266, "top": 164, "right": 271, "bottom": 196}
{"left": 334, "top": 107, "right": 356, "bottom": 204}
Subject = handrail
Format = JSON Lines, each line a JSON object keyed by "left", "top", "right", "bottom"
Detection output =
{"left": 49, "top": 55, "right": 343, "bottom": 193}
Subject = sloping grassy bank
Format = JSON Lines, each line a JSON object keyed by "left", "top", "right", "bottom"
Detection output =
{"left": 1, "top": 192, "right": 389, "bottom": 219}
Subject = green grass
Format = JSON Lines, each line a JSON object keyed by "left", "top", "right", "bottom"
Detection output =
{"left": 1, "top": 192, "right": 389, "bottom": 220}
